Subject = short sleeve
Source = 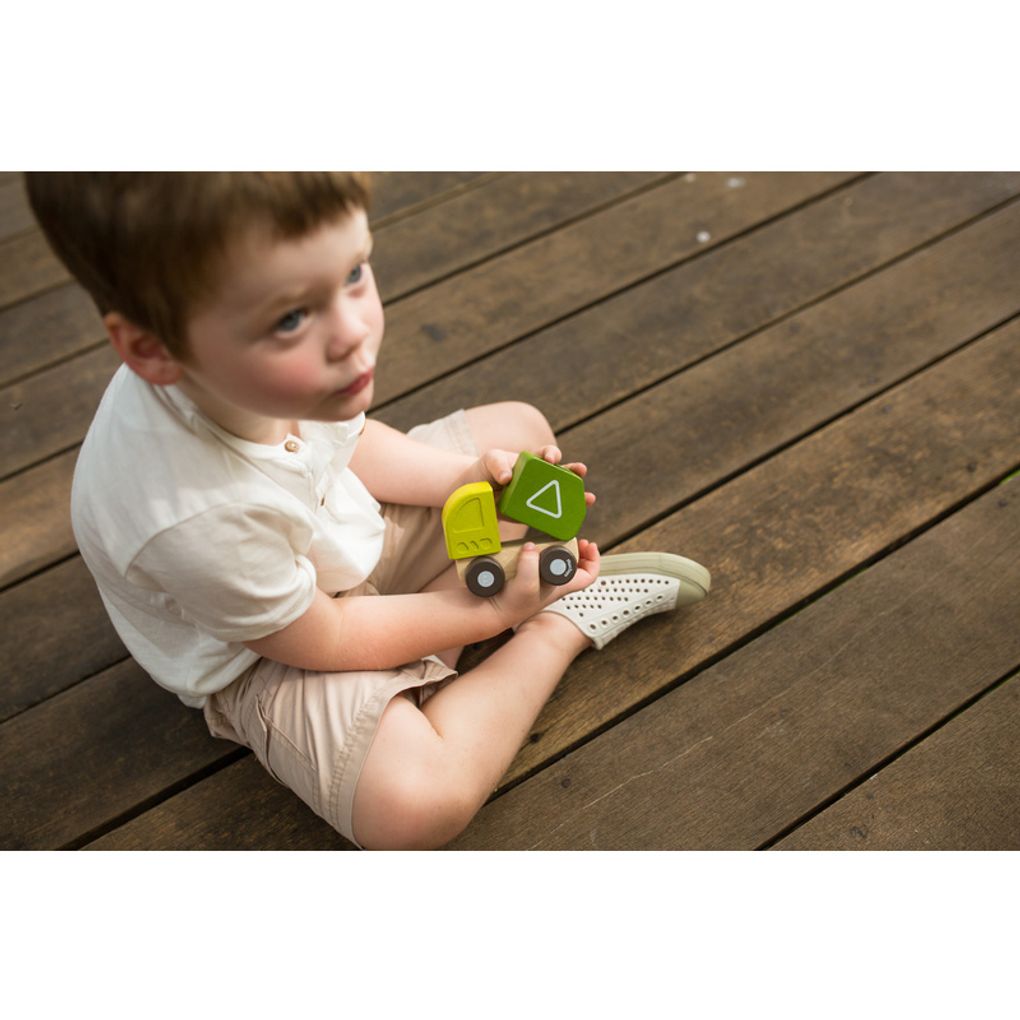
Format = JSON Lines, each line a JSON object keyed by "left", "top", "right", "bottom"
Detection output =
{"left": 126, "top": 502, "right": 318, "bottom": 643}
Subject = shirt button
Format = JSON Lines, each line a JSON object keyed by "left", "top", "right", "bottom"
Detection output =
{"left": 284, "top": 440, "right": 300, "bottom": 453}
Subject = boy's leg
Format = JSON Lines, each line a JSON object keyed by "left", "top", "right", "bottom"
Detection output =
{"left": 462, "top": 400, "right": 558, "bottom": 475}
{"left": 351, "top": 399, "right": 584, "bottom": 848}
{"left": 351, "top": 610, "right": 591, "bottom": 850}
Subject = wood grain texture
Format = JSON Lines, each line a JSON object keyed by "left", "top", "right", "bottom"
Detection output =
{"left": 773, "top": 672, "right": 1020, "bottom": 850}
{"left": 563, "top": 196, "right": 1020, "bottom": 546}
{"left": 378, "top": 172, "right": 1020, "bottom": 433}
{"left": 0, "top": 174, "right": 34, "bottom": 242}
{"left": 0, "top": 344, "right": 119, "bottom": 478}
{"left": 0, "top": 555, "right": 124, "bottom": 722}
{"left": 86, "top": 755, "right": 354, "bottom": 850}
{"left": 368, "top": 172, "right": 492, "bottom": 222}
{"left": 373, "top": 172, "right": 668, "bottom": 302}
{"left": 373, "top": 173, "right": 854, "bottom": 404}
{"left": 0, "top": 283, "right": 103, "bottom": 388}
{"left": 0, "top": 229, "right": 66, "bottom": 309}
{"left": 0, "top": 659, "right": 226, "bottom": 849}
{"left": 0, "top": 450, "right": 76, "bottom": 588}
{"left": 447, "top": 481, "right": 1020, "bottom": 849}
{"left": 490, "top": 319, "right": 1020, "bottom": 788}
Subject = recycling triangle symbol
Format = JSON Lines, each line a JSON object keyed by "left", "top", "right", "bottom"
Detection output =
{"left": 525, "top": 480, "right": 563, "bottom": 519}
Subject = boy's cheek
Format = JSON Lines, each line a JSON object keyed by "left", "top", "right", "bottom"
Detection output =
{"left": 214, "top": 336, "right": 320, "bottom": 388}
{"left": 256, "top": 355, "right": 323, "bottom": 397}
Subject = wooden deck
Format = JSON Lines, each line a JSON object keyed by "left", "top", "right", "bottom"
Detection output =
{"left": 2, "top": 171, "right": 1018, "bottom": 851}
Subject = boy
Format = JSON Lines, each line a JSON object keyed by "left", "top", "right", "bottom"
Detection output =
{"left": 26, "top": 173, "right": 710, "bottom": 849}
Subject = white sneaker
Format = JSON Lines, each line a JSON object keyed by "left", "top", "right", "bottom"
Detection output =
{"left": 540, "top": 552, "right": 710, "bottom": 650}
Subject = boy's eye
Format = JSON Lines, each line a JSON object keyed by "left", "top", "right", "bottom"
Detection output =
{"left": 346, "top": 262, "right": 365, "bottom": 286}
{"left": 275, "top": 308, "right": 307, "bottom": 334}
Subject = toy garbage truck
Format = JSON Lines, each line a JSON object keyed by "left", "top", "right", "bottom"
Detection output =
{"left": 442, "top": 451, "right": 587, "bottom": 597}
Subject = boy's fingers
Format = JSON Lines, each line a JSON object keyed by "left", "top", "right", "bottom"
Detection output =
{"left": 486, "top": 450, "right": 513, "bottom": 485}
{"left": 517, "top": 542, "right": 541, "bottom": 588}
{"left": 540, "top": 445, "right": 562, "bottom": 464}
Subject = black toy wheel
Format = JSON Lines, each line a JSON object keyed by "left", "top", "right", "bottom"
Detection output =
{"left": 465, "top": 557, "right": 506, "bottom": 597}
{"left": 539, "top": 546, "right": 577, "bottom": 586}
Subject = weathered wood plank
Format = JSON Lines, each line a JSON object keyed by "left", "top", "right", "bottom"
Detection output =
{"left": 0, "top": 450, "right": 76, "bottom": 589}
{"left": 0, "top": 230, "right": 65, "bottom": 309}
{"left": 0, "top": 284, "right": 103, "bottom": 388}
{"left": 565, "top": 197, "right": 1020, "bottom": 547}
{"left": 773, "top": 671, "right": 1020, "bottom": 851}
{"left": 0, "top": 174, "right": 33, "bottom": 242}
{"left": 488, "top": 319, "right": 1020, "bottom": 788}
{"left": 447, "top": 480, "right": 1020, "bottom": 849}
{"left": 374, "top": 172, "right": 668, "bottom": 301}
{"left": 78, "top": 323, "right": 1019, "bottom": 849}
{"left": 87, "top": 755, "right": 353, "bottom": 850}
{"left": 0, "top": 555, "right": 124, "bottom": 723}
{"left": 0, "top": 659, "right": 226, "bottom": 849}
{"left": 0, "top": 344, "right": 119, "bottom": 479}
{"left": 369, "top": 172, "right": 492, "bottom": 222}
{"left": 374, "top": 172, "right": 855, "bottom": 404}
{"left": 378, "top": 172, "right": 1020, "bottom": 433}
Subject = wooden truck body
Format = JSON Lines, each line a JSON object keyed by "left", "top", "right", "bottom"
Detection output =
{"left": 442, "top": 452, "right": 586, "bottom": 597}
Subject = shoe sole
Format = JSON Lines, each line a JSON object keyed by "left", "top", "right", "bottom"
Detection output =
{"left": 596, "top": 552, "right": 711, "bottom": 601}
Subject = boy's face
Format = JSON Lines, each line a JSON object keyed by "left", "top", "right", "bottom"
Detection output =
{"left": 177, "top": 207, "right": 382, "bottom": 439}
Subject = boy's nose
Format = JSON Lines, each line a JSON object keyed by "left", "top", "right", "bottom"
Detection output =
{"left": 325, "top": 301, "right": 368, "bottom": 361}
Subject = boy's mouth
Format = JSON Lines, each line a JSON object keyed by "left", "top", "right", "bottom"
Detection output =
{"left": 338, "top": 369, "right": 373, "bottom": 397}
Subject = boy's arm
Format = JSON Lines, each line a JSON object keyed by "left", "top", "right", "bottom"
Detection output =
{"left": 348, "top": 419, "right": 483, "bottom": 506}
{"left": 350, "top": 419, "right": 592, "bottom": 508}
{"left": 244, "top": 539, "right": 600, "bottom": 672}
{"left": 245, "top": 586, "right": 500, "bottom": 672}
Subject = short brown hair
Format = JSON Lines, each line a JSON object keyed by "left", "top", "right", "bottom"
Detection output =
{"left": 25, "top": 172, "right": 372, "bottom": 357}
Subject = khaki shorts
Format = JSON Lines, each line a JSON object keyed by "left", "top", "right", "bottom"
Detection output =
{"left": 203, "top": 409, "right": 478, "bottom": 848}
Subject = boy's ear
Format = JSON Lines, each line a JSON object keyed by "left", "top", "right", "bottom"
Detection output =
{"left": 104, "top": 312, "right": 184, "bottom": 386}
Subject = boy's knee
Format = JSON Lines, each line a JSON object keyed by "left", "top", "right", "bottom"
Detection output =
{"left": 354, "top": 772, "right": 476, "bottom": 850}
{"left": 465, "top": 401, "right": 558, "bottom": 462}
{"left": 505, "top": 401, "right": 556, "bottom": 450}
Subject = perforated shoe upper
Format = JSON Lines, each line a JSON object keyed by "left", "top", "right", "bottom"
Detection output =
{"left": 535, "top": 552, "right": 710, "bottom": 649}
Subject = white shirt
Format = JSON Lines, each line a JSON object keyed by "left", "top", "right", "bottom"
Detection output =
{"left": 71, "top": 365, "right": 386, "bottom": 708}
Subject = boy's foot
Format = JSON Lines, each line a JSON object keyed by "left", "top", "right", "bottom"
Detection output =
{"left": 540, "top": 552, "right": 710, "bottom": 650}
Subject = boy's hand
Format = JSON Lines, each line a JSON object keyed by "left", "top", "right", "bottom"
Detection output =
{"left": 486, "top": 538, "right": 601, "bottom": 631}
{"left": 479, "top": 446, "right": 597, "bottom": 509}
